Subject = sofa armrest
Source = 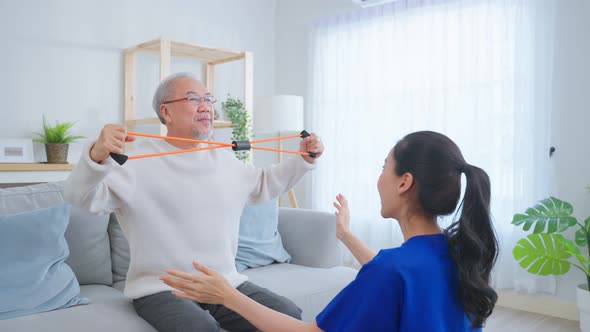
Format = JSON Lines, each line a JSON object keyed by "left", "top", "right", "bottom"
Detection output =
{"left": 278, "top": 207, "right": 342, "bottom": 268}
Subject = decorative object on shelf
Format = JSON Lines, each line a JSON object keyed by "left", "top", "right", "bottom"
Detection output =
{"left": 0, "top": 139, "right": 34, "bottom": 163}
{"left": 511, "top": 196, "right": 590, "bottom": 331}
{"left": 33, "top": 116, "right": 85, "bottom": 164}
{"left": 254, "top": 95, "right": 304, "bottom": 208}
{"left": 222, "top": 96, "right": 253, "bottom": 163}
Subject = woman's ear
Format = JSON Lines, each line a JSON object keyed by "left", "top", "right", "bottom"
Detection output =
{"left": 398, "top": 172, "right": 414, "bottom": 194}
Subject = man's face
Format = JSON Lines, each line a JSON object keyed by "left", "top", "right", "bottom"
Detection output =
{"left": 161, "top": 78, "right": 215, "bottom": 140}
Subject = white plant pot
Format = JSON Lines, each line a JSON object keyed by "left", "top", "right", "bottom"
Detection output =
{"left": 578, "top": 284, "right": 590, "bottom": 331}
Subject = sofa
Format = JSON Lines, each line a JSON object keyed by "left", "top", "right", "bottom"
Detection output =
{"left": 0, "top": 182, "right": 358, "bottom": 331}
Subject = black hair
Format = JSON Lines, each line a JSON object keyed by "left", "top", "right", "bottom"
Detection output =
{"left": 393, "top": 131, "right": 498, "bottom": 328}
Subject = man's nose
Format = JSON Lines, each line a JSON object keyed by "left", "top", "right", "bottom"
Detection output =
{"left": 197, "top": 104, "right": 212, "bottom": 113}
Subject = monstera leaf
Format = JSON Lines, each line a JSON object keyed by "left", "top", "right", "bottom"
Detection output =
{"left": 575, "top": 217, "right": 590, "bottom": 247}
{"left": 513, "top": 233, "right": 573, "bottom": 276}
{"left": 511, "top": 197, "right": 577, "bottom": 234}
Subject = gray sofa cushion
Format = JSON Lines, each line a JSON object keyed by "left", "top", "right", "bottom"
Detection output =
{"left": 243, "top": 263, "right": 357, "bottom": 322}
{"left": 108, "top": 214, "right": 130, "bottom": 282}
{"left": 65, "top": 206, "right": 112, "bottom": 286}
{"left": 0, "top": 182, "right": 64, "bottom": 214}
{"left": 0, "top": 182, "right": 112, "bottom": 286}
{"left": 0, "top": 285, "right": 156, "bottom": 332}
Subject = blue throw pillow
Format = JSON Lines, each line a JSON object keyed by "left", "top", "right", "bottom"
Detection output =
{"left": 0, "top": 204, "right": 89, "bottom": 320}
{"left": 236, "top": 198, "right": 291, "bottom": 272}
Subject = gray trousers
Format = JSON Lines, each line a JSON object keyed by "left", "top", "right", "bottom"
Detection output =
{"left": 133, "top": 281, "right": 302, "bottom": 332}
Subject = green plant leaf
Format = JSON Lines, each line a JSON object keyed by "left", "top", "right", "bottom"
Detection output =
{"left": 221, "top": 96, "right": 252, "bottom": 163}
{"left": 576, "top": 217, "right": 590, "bottom": 247}
{"left": 512, "top": 233, "right": 572, "bottom": 276}
{"left": 511, "top": 197, "right": 577, "bottom": 234}
{"left": 33, "top": 115, "right": 86, "bottom": 144}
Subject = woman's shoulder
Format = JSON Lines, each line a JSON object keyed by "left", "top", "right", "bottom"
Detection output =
{"left": 368, "top": 234, "right": 450, "bottom": 272}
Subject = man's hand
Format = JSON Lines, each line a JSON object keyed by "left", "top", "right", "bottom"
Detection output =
{"left": 334, "top": 194, "right": 351, "bottom": 241}
{"left": 90, "top": 124, "right": 135, "bottom": 164}
{"left": 300, "top": 132, "right": 324, "bottom": 163}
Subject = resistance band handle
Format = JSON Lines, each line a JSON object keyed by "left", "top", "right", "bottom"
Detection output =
{"left": 300, "top": 130, "right": 317, "bottom": 158}
{"left": 110, "top": 152, "right": 129, "bottom": 165}
{"left": 232, "top": 140, "right": 251, "bottom": 151}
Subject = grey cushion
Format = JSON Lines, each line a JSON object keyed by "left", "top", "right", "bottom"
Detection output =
{"left": 0, "top": 182, "right": 113, "bottom": 286}
{"left": 0, "top": 182, "right": 64, "bottom": 214}
{"left": 0, "top": 285, "right": 156, "bottom": 332}
{"left": 244, "top": 263, "right": 357, "bottom": 322}
{"left": 108, "top": 214, "right": 130, "bottom": 282}
{"left": 278, "top": 208, "right": 342, "bottom": 268}
{"left": 65, "top": 205, "right": 112, "bottom": 286}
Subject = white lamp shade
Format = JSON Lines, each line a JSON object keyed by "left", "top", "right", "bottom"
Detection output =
{"left": 254, "top": 95, "right": 304, "bottom": 133}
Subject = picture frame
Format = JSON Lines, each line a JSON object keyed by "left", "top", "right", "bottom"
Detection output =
{"left": 0, "top": 139, "right": 35, "bottom": 163}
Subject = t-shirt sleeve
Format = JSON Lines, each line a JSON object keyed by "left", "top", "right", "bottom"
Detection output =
{"left": 316, "top": 257, "right": 403, "bottom": 332}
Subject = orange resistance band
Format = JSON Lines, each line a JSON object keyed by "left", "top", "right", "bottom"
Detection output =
{"left": 110, "top": 131, "right": 315, "bottom": 165}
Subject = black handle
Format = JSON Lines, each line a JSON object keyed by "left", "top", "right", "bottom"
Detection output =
{"left": 300, "top": 130, "right": 318, "bottom": 158}
{"left": 110, "top": 152, "right": 128, "bottom": 165}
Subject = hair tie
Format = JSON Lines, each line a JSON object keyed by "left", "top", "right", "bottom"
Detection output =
{"left": 459, "top": 163, "right": 470, "bottom": 174}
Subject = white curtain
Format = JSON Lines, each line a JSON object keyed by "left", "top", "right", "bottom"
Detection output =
{"left": 308, "top": 0, "right": 556, "bottom": 293}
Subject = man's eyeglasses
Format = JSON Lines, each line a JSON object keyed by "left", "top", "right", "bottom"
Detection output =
{"left": 162, "top": 95, "right": 217, "bottom": 106}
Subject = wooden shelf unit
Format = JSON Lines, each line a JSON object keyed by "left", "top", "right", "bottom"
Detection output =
{"left": 124, "top": 38, "right": 253, "bottom": 137}
{"left": 0, "top": 163, "right": 75, "bottom": 171}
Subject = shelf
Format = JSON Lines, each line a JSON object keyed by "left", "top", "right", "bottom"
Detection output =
{"left": 0, "top": 163, "right": 75, "bottom": 171}
{"left": 125, "top": 118, "right": 233, "bottom": 128}
{"left": 127, "top": 39, "right": 244, "bottom": 62}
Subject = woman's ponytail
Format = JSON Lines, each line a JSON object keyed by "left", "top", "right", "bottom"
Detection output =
{"left": 445, "top": 164, "right": 498, "bottom": 328}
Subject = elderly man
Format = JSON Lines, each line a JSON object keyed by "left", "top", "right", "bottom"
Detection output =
{"left": 65, "top": 72, "right": 324, "bottom": 332}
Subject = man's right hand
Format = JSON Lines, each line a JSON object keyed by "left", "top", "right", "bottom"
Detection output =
{"left": 90, "top": 124, "right": 135, "bottom": 164}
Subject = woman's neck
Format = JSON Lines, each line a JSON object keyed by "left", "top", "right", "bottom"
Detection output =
{"left": 397, "top": 212, "right": 442, "bottom": 242}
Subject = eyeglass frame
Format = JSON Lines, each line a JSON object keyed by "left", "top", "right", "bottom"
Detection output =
{"left": 161, "top": 94, "right": 217, "bottom": 106}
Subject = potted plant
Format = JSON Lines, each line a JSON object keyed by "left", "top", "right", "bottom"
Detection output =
{"left": 33, "top": 116, "right": 86, "bottom": 164}
{"left": 221, "top": 96, "right": 253, "bottom": 163}
{"left": 512, "top": 196, "right": 590, "bottom": 330}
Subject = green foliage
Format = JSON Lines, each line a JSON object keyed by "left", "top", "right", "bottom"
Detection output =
{"left": 222, "top": 96, "right": 253, "bottom": 163}
{"left": 512, "top": 196, "right": 590, "bottom": 287}
{"left": 33, "top": 115, "right": 86, "bottom": 144}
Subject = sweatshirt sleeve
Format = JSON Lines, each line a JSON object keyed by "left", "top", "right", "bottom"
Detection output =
{"left": 64, "top": 141, "right": 135, "bottom": 215}
{"left": 243, "top": 155, "right": 316, "bottom": 205}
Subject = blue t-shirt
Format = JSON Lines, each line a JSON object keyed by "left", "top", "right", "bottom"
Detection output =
{"left": 316, "top": 234, "right": 480, "bottom": 332}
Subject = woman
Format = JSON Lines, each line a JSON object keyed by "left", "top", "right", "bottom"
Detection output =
{"left": 160, "top": 131, "right": 498, "bottom": 331}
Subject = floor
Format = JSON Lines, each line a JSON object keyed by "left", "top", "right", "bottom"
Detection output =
{"left": 486, "top": 306, "right": 580, "bottom": 331}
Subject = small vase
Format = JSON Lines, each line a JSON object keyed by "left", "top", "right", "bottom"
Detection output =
{"left": 578, "top": 284, "right": 590, "bottom": 331}
{"left": 45, "top": 143, "right": 69, "bottom": 164}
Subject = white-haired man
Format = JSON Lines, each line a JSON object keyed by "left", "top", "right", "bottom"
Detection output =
{"left": 65, "top": 72, "right": 324, "bottom": 331}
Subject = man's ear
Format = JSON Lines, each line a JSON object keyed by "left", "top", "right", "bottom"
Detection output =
{"left": 160, "top": 105, "right": 171, "bottom": 124}
{"left": 398, "top": 172, "right": 414, "bottom": 194}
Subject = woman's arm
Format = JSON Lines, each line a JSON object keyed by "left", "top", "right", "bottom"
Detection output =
{"left": 334, "top": 194, "right": 376, "bottom": 265}
{"left": 161, "top": 262, "right": 323, "bottom": 332}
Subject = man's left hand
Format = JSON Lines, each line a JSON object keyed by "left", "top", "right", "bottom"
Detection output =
{"left": 300, "top": 133, "right": 324, "bottom": 164}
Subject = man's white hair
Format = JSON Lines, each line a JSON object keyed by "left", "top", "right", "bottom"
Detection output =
{"left": 152, "top": 72, "right": 198, "bottom": 124}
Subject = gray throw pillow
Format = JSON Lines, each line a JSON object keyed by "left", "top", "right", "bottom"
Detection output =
{"left": 64, "top": 205, "right": 112, "bottom": 286}
{"left": 0, "top": 182, "right": 113, "bottom": 286}
{"left": 108, "top": 214, "right": 130, "bottom": 282}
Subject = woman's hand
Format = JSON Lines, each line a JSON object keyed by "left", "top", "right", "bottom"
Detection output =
{"left": 334, "top": 194, "right": 351, "bottom": 241}
{"left": 160, "top": 261, "right": 236, "bottom": 306}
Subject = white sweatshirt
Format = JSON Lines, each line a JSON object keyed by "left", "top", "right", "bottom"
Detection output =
{"left": 64, "top": 139, "right": 315, "bottom": 299}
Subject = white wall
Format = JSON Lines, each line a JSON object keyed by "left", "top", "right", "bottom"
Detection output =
{"left": 274, "top": 0, "right": 590, "bottom": 302}
{"left": 273, "top": 0, "right": 356, "bottom": 208}
{"left": 0, "top": 0, "right": 276, "bottom": 162}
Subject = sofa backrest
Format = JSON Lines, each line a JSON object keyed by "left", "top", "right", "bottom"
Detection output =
{"left": 0, "top": 182, "right": 113, "bottom": 286}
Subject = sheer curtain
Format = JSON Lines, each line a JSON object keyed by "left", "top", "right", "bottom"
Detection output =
{"left": 307, "top": 0, "right": 556, "bottom": 293}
